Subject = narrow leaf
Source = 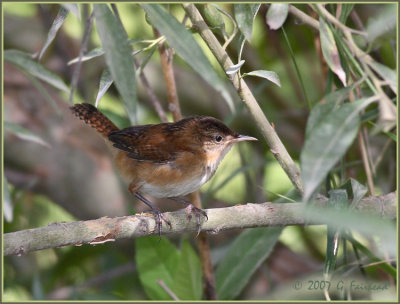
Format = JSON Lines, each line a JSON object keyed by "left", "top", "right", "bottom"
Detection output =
{"left": 226, "top": 60, "right": 245, "bottom": 76}
{"left": 135, "top": 237, "right": 180, "bottom": 300}
{"left": 3, "top": 176, "right": 13, "bottom": 222}
{"left": 172, "top": 240, "right": 202, "bottom": 300}
{"left": 369, "top": 61, "right": 397, "bottom": 94}
{"left": 243, "top": 70, "right": 281, "bottom": 87}
{"left": 39, "top": 7, "right": 69, "bottom": 60}
{"left": 306, "top": 86, "right": 354, "bottom": 137}
{"left": 324, "top": 190, "right": 348, "bottom": 279}
{"left": 61, "top": 4, "right": 80, "bottom": 19}
{"left": 366, "top": 4, "right": 396, "bottom": 43}
{"left": 5, "top": 50, "right": 69, "bottom": 92}
{"left": 216, "top": 227, "right": 282, "bottom": 300}
{"left": 94, "top": 4, "right": 137, "bottom": 124}
{"left": 142, "top": 4, "right": 234, "bottom": 112}
{"left": 68, "top": 46, "right": 104, "bottom": 65}
{"left": 234, "top": 4, "right": 260, "bottom": 42}
{"left": 5, "top": 121, "right": 50, "bottom": 148}
{"left": 95, "top": 69, "right": 113, "bottom": 106}
{"left": 266, "top": 3, "right": 289, "bottom": 30}
{"left": 319, "top": 17, "right": 346, "bottom": 86}
{"left": 301, "top": 98, "right": 375, "bottom": 202}
{"left": 339, "top": 4, "right": 354, "bottom": 23}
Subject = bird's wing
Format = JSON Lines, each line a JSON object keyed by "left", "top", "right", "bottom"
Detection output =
{"left": 108, "top": 125, "right": 181, "bottom": 163}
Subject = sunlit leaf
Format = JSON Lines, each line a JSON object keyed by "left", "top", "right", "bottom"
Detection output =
{"left": 319, "top": 17, "right": 346, "bottom": 86}
{"left": 5, "top": 49, "right": 69, "bottom": 92}
{"left": 95, "top": 68, "right": 113, "bottom": 106}
{"left": 3, "top": 176, "right": 13, "bottom": 222}
{"left": 266, "top": 3, "right": 289, "bottom": 30}
{"left": 243, "top": 70, "right": 281, "bottom": 87}
{"left": 216, "top": 227, "right": 282, "bottom": 300}
{"left": 68, "top": 46, "right": 104, "bottom": 65}
{"left": 301, "top": 98, "right": 375, "bottom": 202}
{"left": 94, "top": 4, "right": 137, "bottom": 124}
{"left": 142, "top": 4, "right": 234, "bottom": 112}
{"left": 39, "top": 7, "right": 69, "bottom": 60}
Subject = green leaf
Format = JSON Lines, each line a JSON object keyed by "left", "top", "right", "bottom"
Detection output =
{"left": 172, "top": 240, "right": 202, "bottom": 300}
{"left": 338, "top": 4, "right": 354, "bottom": 23}
{"left": 5, "top": 121, "right": 50, "bottom": 148}
{"left": 369, "top": 61, "right": 397, "bottom": 94}
{"left": 198, "top": 3, "right": 226, "bottom": 38}
{"left": 39, "top": 7, "right": 69, "bottom": 60}
{"left": 266, "top": 3, "right": 289, "bottom": 30}
{"left": 142, "top": 4, "right": 234, "bottom": 112}
{"left": 234, "top": 4, "right": 260, "bottom": 42}
{"left": 4, "top": 49, "right": 69, "bottom": 92}
{"left": 324, "top": 190, "right": 348, "bottom": 279}
{"left": 243, "top": 70, "right": 281, "bottom": 87}
{"left": 340, "top": 178, "right": 368, "bottom": 206}
{"left": 61, "top": 3, "right": 80, "bottom": 19}
{"left": 3, "top": 175, "right": 13, "bottom": 222}
{"left": 303, "top": 204, "right": 396, "bottom": 256}
{"left": 135, "top": 237, "right": 180, "bottom": 300}
{"left": 366, "top": 4, "right": 396, "bottom": 43}
{"left": 68, "top": 46, "right": 104, "bottom": 65}
{"left": 301, "top": 98, "right": 375, "bottom": 202}
{"left": 306, "top": 86, "right": 354, "bottom": 137}
{"left": 95, "top": 68, "right": 113, "bottom": 106}
{"left": 216, "top": 227, "right": 282, "bottom": 300}
{"left": 94, "top": 4, "right": 137, "bottom": 124}
{"left": 319, "top": 17, "right": 346, "bottom": 86}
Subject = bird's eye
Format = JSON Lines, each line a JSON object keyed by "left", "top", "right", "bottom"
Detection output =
{"left": 215, "top": 135, "right": 223, "bottom": 142}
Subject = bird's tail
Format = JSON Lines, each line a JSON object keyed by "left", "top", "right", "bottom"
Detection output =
{"left": 70, "top": 103, "right": 119, "bottom": 137}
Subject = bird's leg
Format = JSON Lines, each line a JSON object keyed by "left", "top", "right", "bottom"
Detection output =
{"left": 168, "top": 197, "right": 208, "bottom": 236}
{"left": 134, "top": 192, "right": 172, "bottom": 238}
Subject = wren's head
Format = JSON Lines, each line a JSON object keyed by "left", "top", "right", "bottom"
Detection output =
{"left": 184, "top": 116, "right": 257, "bottom": 173}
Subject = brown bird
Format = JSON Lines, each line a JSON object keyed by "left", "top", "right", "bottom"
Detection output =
{"left": 71, "top": 103, "right": 257, "bottom": 236}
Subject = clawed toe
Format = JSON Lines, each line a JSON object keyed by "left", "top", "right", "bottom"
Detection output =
{"left": 184, "top": 204, "right": 208, "bottom": 236}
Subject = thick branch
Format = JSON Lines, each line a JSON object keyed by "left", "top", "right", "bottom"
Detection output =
{"left": 4, "top": 192, "right": 396, "bottom": 256}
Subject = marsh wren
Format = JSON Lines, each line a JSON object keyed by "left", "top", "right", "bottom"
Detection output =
{"left": 71, "top": 103, "right": 257, "bottom": 235}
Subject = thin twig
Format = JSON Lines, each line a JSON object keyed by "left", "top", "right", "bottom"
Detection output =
{"left": 288, "top": 5, "right": 319, "bottom": 31}
{"left": 154, "top": 29, "right": 182, "bottom": 121}
{"left": 134, "top": 57, "right": 168, "bottom": 123}
{"left": 69, "top": 11, "right": 94, "bottom": 105}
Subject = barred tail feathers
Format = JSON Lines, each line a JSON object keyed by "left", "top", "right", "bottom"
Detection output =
{"left": 70, "top": 103, "right": 119, "bottom": 137}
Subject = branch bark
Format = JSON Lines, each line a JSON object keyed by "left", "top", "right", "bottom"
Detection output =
{"left": 4, "top": 192, "right": 396, "bottom": 256}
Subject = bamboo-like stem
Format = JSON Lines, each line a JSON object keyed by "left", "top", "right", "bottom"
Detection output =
{"left": 4, "top": 192, "right": 396, "bottom": 256}
{"left": 183, "top": 3, "right": 303, "bottom": 194}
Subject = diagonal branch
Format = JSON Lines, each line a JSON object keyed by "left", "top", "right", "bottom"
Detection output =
{"left": 182, "top": 4, "right": 303, "bottom": 194}
{"left": 4, "top": 192, "right": 396, "bottom": 256}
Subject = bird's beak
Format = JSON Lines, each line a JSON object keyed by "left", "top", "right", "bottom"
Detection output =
{"left": 231, "top": 134, "right": 258, "bottom": 142}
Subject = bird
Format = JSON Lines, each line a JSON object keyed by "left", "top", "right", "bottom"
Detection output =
{"left": 70, "top": 103, "right": 257, "bottom": 236}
